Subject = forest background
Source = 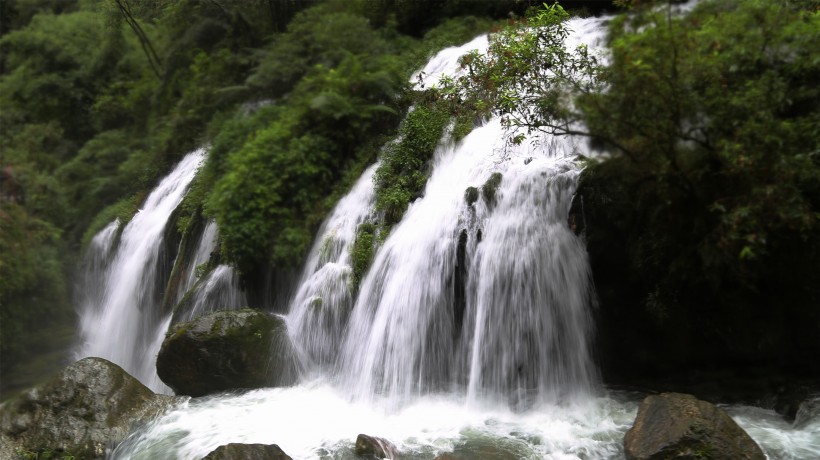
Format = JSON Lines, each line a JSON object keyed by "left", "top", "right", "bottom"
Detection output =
{"left": 1, "top": 0, "right": 817, "bottom": 400}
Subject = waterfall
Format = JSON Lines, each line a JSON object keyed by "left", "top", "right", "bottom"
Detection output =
{"left": 109, "top": 14, "right": 820, "bottom": 460}
{"left": 337, "top": 121, "right": 596, "bottom": 406}
{"left": 172, "top": 220, "right": 246, "bottom": 322}
{"left": 286, "top": 25, "right": 600, "bottom": 406}
{"left": 179, "top": 220, "right": 219, "bottom": 301}
{"left": 75, "top": 149, "right": 205, "bottom": 392}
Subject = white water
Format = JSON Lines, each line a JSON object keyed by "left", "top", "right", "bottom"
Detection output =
{"left": 106, "top": 12, "right": 820, "bottom": 460}
{"left": 179, "top": 220, "right": 219, "bottom": 301}
{"left": 337, "top": 119, "right": 595, "bottom": 406}
{"left": 287, "top": 163, "right": 379, "bottom": 372}
{"left": 75, "top": 149, "right": 205, "bottom": 392}
{"left": 179, "top": 264, "right": 246, "bottom": 322}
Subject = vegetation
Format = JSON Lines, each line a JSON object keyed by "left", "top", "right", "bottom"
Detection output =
{"left": 350, "top": 222, "right": 377, "bottom": 290}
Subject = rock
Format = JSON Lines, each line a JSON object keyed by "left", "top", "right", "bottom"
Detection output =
{"left": 202, "top": 443, "right": 292, "bottom": 459}
{"left": 464, "top": 186, "right": 479, "bottom": 205}
{"left": 355, "top": 434, "right": 400, "bottom": 459}
{"left": 624, "top": 393, "right": 766, "bottom": 460}
{"left": 157, "top": 308, "right": 296, "bottom": 397}
{"left": 481, "top": 172, "right": 503, "bottom": 205}
{"left": 433, "top": 436, "right": 532, "bottom": 459}
{"left": 794, "top": 394, "right": 820, "bottom": 429}
{"left": 0, "top": 357, "right": 178, "bottom": 460}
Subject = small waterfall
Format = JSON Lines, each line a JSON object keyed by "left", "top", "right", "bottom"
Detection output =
{"left": 75, "top": 149, "right": 205, "bottom": 392}
{"left": 287, "top": 164, "right": 379, "bottom": 372}
{"left": 180, "top": 220, "right": 219, "bottom": 300}
{"left": 172, "top": 220, "right": 246, "bottom": 322}
{"left": 178, "top": 264, "right": 246, "bottom": 322}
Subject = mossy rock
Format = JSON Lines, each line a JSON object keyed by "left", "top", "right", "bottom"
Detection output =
{"left": 481, "top": 172, "right": 502, "bottom": 204}
{"left": 464, "top": 186, "right": 479, "bottom": 206}
{"left": 624, "top": 393, "right": 765, "bottom": 460}
{"left": 0, "top": 357, "right": 178, "bottom": 460}
{"left": 157, "top": 308, "right": 296, "bottom": 397}
{"left": 203, "top": 443, "right": 292, "bottom": 460}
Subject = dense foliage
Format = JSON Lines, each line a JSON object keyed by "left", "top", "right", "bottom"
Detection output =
{"left": 0, "top": 0, "right": 498, "bottom": 396}
{"left": 438, "top": 0, "right": 820, "bottom": 378}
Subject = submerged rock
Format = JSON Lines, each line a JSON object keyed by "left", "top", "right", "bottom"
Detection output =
{"left": 157, "top": 308, "right": 296, "bottom": 397}
{"left": 355, "top": 434, "right": 400, "bottom": 459}
{"left": 433, "top": 436, "right": 532, "bottom": 460}
{"left": 794, "top": 394, "right": 820, "bottom": 429}
{"left": 624, "top": 392, "right": 765, "bottom": 460}
{"left": 202, "top": 443, "right": 292, "bottom": 459}
{"left": 0, "top": 357, "right": 178, "bottom": 460}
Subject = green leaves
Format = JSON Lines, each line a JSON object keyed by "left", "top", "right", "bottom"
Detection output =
{"left": 374, "top": 105, "right": 450, "bottom": 227}
{"left": 434, "top": 2, "right": 602, "bottom": 138}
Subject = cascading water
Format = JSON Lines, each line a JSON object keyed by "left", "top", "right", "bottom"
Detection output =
{"left": 179, "top": 220, "right": 219, "bottom": 301}
{"left": 109, "top": 14, "right": 820, "bottom": 460}
{"left": 337, "top": 121, "right": 596, "bottom": 406}
{"left": 172, "top": 220, "right": 246, "bottom": 322}
{"left": 287, "top": 163, "right": 379, "bottom": 372}
{"left": 75, "top": 149, "right": 205, "bottom": 392}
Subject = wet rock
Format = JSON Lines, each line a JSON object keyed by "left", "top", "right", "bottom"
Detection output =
{"left": 624, "top": 392, "right": 765, "bottom": 460}
{"left": 464, "top": 186, "right": 479, "bottom": 206}
{"left": 202, "top": 443, "right": 292, "bottom": 459}
{"left": 0, "top": 357, "right": 178, "bottom": 460}
{"left": 794, "top": 394, "right": 820, "bottom": 429}
{"left": 481, "top": 172, "right": 503, "bottom": 205}
{"left": 355, "top": 434, "right": 400, "bottom": 459}
{"left": 434, "top": 436, "right": 532, "bottom": 460}
{"left": 157, "top": 308, "right": 296, "bottom": 397}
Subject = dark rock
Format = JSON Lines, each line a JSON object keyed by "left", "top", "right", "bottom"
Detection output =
{"left": 624, "top": 393, "right": 765, "bottom": 460}
{"left": 567, "top": 193, "right": 585, "bottom": 236}
{"left": 157, "top": 308, "right": 296, "bottom": 397}
{"left": 0, "top": 357, "right": 178, "bottom": 460}
{"left": 794, "top": 395, "right": 820, "bottom": 429}
{"left": 355, "top": 433, "right": 400, "bottom": 459}
{"left": 453, "top": 229, "right": 468, "bottom": 337}
{"left": 481, "top": 172, "right": 503, "bottom": 205}
{"left": 202, "top": 443, "right": 292, "bottom": 460}
{"left": 464, "top": 186, "right": 479, "bottom": 206}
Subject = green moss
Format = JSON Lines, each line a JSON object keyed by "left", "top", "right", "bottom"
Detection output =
{"left": 374, "top": 104, "right": 450, "bottom": 229}
{"left": 452, "top": 114, "right": 476, "bottom": 141}
{"left": 15, "top": 448, "right": 76, "bottom": 460}
{"left": 350, "top": 222, "right": 376, "bottom": 290}
{"left": 80, "top": 193, "right": 143, "bottom": 247}
{"left": 308, "top": 296, "right": 323, "bottom": 311}
{"left": 481, "top": 172, "right": 503, "bottom": 204}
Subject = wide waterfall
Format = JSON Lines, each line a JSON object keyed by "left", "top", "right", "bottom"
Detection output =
{"left": 104, "top": 13, "right": 819, "bottom": 460}
{"left": 334, "top": 120, "right": 596, "bottom": 407}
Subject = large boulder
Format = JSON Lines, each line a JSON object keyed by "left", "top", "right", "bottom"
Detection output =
{"left": 157, "top": 308, "right": 296, "bottom": 397}
{"left": 624, "top": 393, "right": 765, "bottom": 460}
{"left": 0, "top": 357, "right": 178, "bottom": 459}
{"left": 202, "top": 443, "right": 292, "bottom": 459}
